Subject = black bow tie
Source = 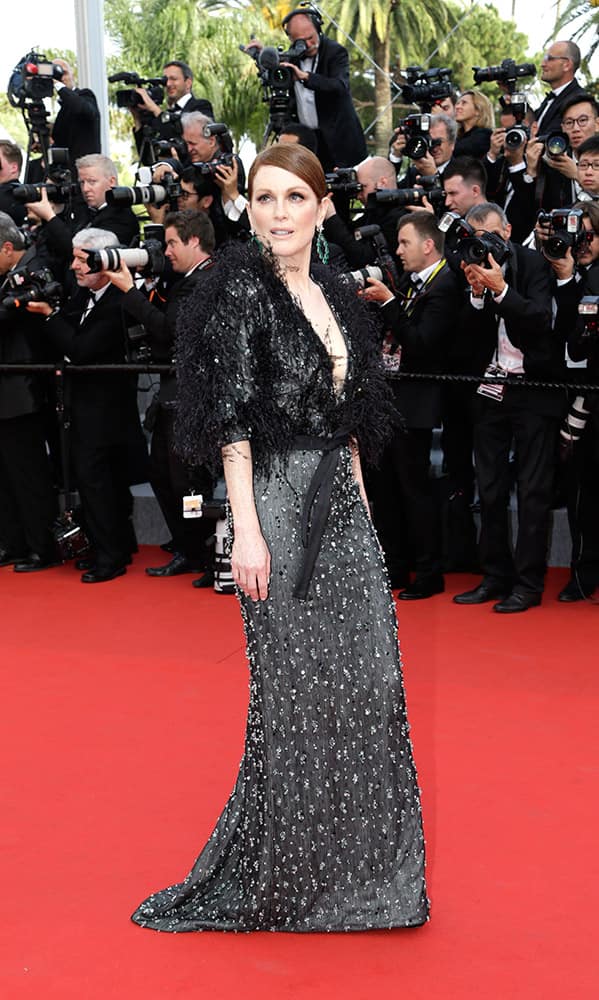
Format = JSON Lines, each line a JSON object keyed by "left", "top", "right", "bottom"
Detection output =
{"left": 545, "top": 91, "right": 557, "bottom": 101}
{"left": 409, "top": 274, "right": 423, "bottom": 292}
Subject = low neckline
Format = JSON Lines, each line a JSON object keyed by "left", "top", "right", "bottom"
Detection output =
{"left": 288, "top": 278, "right": 350, "bottom": 396}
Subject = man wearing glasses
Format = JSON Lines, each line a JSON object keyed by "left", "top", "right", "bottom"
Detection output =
{"left": 524, "top": 94, "right": 599, "bottom": 210}
{"left": 535, "top": 41, "right": 585, "bottom": 134}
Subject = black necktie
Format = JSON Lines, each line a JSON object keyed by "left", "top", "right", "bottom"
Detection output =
{"left": 80, "top": 292, "right": 96, "bottom": 324}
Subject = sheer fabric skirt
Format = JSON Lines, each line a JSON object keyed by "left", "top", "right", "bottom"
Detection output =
{"left": 132, "top": 446, "right": 429, "bottom": 932}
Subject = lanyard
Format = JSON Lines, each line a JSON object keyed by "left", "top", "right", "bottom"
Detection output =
{"left": 403, "top": 258, "right": 447, "bottom": 316}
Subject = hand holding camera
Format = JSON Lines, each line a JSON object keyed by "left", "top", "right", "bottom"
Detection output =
{"left": 462, "top": 254, "right": 507, "bottom": 297}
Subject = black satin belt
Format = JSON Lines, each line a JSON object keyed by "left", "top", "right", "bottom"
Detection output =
{"left": 291, "top": 429, "right": 351, "bottom": 600}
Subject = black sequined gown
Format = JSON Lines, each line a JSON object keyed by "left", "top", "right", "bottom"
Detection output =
{"left": 131, "top": 246, "right": 429, "bottom": 933}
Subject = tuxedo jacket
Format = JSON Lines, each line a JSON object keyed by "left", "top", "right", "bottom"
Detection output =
{"left": 453, "top": 126, "right": 492, "bottom": 160}
{"left": 484, "top": 158, "right": 537, "bottom": 243}
{"left": 52, "top": 87, "right": 101, "bottom": 172}
{"left": 381, "top": 263, "right": 461, "bottom": 428}
{"left": 45, "top": 285, "right": 148, "bottom": 479}
{"left": 289, "top": 35, "right": 367, "bottom": 169}
{"left": 121, "top": 262, "right": 214, "bottom": 402}
{"left": 462, "top": 242, "right": 566, "bottom": 415}
{"left": 0, "top": 181, "right": 26, "bottom": 226}
{"left": 0, "top": 246, "right": 50, "bottom": 419}
{"left": 534, "top": 80, "right": 587, "bottom": 136}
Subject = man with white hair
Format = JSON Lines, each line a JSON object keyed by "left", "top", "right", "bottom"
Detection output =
{"left": 32, "top": 229, "right": 149, "bottom": 582}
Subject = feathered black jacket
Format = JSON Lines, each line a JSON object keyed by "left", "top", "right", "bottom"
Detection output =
{"left": 175, "top": 241, "right": 395, "bottom": 476}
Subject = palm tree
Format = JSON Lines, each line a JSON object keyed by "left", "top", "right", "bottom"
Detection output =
{"left": 327, "top": 0, "right": 454, "bottom": 154}
{"left": 551, "top": 0, "right": 599, "bottom": 62}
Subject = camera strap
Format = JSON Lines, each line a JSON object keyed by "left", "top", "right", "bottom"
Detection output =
{"left": 402, "top": 258, "right": 447, "bottom": 317}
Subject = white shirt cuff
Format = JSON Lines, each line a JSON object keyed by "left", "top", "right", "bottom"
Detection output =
{"left": 493, "top": 285, "right": 509, "bottom": 303}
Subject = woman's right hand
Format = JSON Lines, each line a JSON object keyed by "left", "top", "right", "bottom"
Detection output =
{"left": 231, "top": 529, "right": 271, "bottom": 601}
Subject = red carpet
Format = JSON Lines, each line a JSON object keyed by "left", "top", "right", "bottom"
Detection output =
{"left": 1, "top": 549, "right": 598, "bottom": 999}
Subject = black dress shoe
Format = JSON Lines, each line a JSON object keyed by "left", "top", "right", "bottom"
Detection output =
{"left": 558, "top": 578, "right": 596, "bottom": 602}
{"left": 192, "top": 570, "right": 215, "bottom": 589}
{"left": 75, "top": 557, "right": 96, "bottom": 571}
{"left": 0, "top": 550, "right": 27, "bottom": 568}
{"left": 493, "top": 592, "right": 542, "bottom": 613}
{"left": 453, "top": 581, "right": 508, "bottom": 605}
{"left": 13, "top": 553, "right": 62, "bottom": 572}
{"left": 81, "top": 566, "right": 126, "bottom": 583}
{"left": 398, "top": 576, "right": 445, "bottom": 600}
{"left": 145, "top": 553, "right": 196, "bottom": 577}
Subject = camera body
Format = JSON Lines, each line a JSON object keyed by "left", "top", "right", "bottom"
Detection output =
{"left": 374, "top": 178, "right": 446, "bottom": 212}
{"left": 401, "top": 65, "right": 453, "bottom": 110}
{"left": 325, "top": 167, "right": 362, "bottom": 196}
{"left": 352, "top": 223, "right": 400, "bottom": 294}
{"left": 439, "top": 211, "right": 511, "bottom": 268}
{"left": 106, "top": 170, "right": 182, "bottom": 210}
{"left": 578, "top": 295, "right": 599, "bottom": 338}
{"left": 7, "top": 50, "right": 56, "bottom": 108}
{"left": 537, "top": 131, "right": 569, "bottom": 159}
{"left": 537, "top": 208, "right": 586, "bottom": 260}
{"left": 82, "top": 238, "right": 165, "bottom": 279}
{"left": 472, "top": 59, "right": 536, "bottom": 88}
{"left": 1, "top": 265, "right": 62, "bottom": 309}
{"left": 503, "top": 93, "right": 531, "bottom": 150}
{"left": 395, "top": 114, "right": 437, "bottom": 160}
{"left": 13, "top": 147, "right": 78, "bottom": 205}
{"left": 109, "top": 71, "right": 166, "bottom": 111}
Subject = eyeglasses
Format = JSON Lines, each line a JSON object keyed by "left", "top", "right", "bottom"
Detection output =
{"left": 178, "top": 190, "right": 198, "bottom": 201}
{"left": 578, "top": 161, "right": 599, "bottom": 171}
{"left": 542, "top": 53, "right": 569, "bottom": 62}
{"left": 562, "top": 115, "right": 594, "bottom": 129}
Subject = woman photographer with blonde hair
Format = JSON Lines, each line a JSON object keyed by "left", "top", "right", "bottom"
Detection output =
{"left": 454, "top": 89, "right": 494, "bottom": 157}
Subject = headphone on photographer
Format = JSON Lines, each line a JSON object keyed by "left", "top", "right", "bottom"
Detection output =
{"left": 282, "top": 5, "right": 324, "bottom": 37}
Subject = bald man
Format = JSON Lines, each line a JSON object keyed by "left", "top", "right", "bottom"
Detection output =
{"left": 323, "top": 155, "right": 403, "bottom": 268}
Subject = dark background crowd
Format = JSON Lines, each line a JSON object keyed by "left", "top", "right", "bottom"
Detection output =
{"left": 0, "top": 8, "right": 598, "bottom": 609}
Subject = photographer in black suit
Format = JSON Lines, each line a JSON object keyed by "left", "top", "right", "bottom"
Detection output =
{"left": 131, "top": 59, "right": 214, "bottom": 156}
{"left": 279, "top": 7, "right": 367, "bottom": 171}
{"left": 361, "top": 211, "right": 461, "bottom": 598}
{"left": 51, "top": 59, "right": 101, "bottom": 173}
{"left": 534, "top": 41, "right": 586, "bottom": 134}
{"left": 103, "top": 210, "right": 216, "bottom": 582}
{"left": 31, "top": 228, "right": 149, "bottom": 583}
{"left": 453, "top": 203, "right": 566, "bottom": 612}
{"left": 0, "top": 141, "right": 27, "bottom": 226}
{"left": 0, "top": 212, "right": 58, "bottom": 571}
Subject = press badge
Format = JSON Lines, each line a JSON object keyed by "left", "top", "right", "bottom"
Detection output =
{"left": 183, "top": 493, "right": 203, "bottom": 518}
{"left": 477, "top": 363, "right": 507, "bottom": 402}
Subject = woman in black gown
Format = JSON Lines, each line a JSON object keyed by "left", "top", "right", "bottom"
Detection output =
{"left": 132, "top": 144, "right": 429, "bottom": 932}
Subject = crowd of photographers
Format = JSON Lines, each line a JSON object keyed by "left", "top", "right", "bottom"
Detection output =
{"left": 1, "top": 16, "right": 598, "bottom": 608}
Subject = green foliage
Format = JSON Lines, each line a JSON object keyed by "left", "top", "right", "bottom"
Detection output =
{"left": 437, "top": 3, "right": 531, "bottom": 95}
{"left": 0, "top": 95, "right": 28, "bottom": 147}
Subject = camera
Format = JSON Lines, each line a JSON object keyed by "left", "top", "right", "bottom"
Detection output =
{"left": 401, "top": 65, "right": 453, "bottom": 110}
{"left": 503, "top": 93, "right": 531, "bottom": 149}
{"left": 578, "top": 295, "right": 599, "bottom": 337}
{"left": 325, "top": 168, "right": 362, "bottom": 195}
{"left": 394, "top": 114, "right": 437, "bottom": 160}
{"left": 353, "top": 224, "right": 400, "bottom": 293}
{"left": 0, "top": 265, "right": 62, "bottom": 309}
{"left": 537, "top": 131, "right": 569, "bottom": 159}
{"left": 374, "top": 178, "right": 446, "bottom": 212}
{"left": 537, "top": 208, "right": 587, "bottom": 260}
{"left": 472, "top": 59, "right": 536, "bottom": 88}
{"left": 439, "top": 212, "right": 510, "bottom": 268}
{"left": 7, "top": 50, "right": 57, "bottom": 108}
{"left": 82, "top": 238, "right": 165, "bottom": 278}
{"left": 108, "top": 70, "right": 166, "bottom": 110}
{"left": 106, "top": 170, "right": 182, "bottom": 210}
{"left": 13, "top": 147, "right": 78, "bottom": 205}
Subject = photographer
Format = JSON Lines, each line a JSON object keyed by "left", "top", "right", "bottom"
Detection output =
{"left": 452, "top": 203, "right": 565, "bottom": 612}
{"left": 30, "top": 228, "right": 149, "bottom": 583}
{"left": 484, "top": 104, "right": 537, "bottom": 243}
{"left": 323, "top": 156, "right": 400, "bottom": 268}
{"left": 0, "top": 141, "right": 27, "bottom": 226}
{"left": 442, "top": 157, "right": 488, "bottom": 219}
{"left": 103, "top": 210, "right": 216, "bottom": 582}
{"left": 524, "top": 94, "right": 599, "bottom": 211}
{"left": 547, "top": 202, "right": 599, "bottom": 600}
{"left": 27, "top": 154, "right": 140, "bottom": 265}
{"left": 131, "top": 60, "right": 214, "bottom": 161}
{"left": 180, "top": 112, "right": 248, "bottom": 238}
{"left": 0, "top": 211, "right": 58, "bottom": 571}
{"left": 360, "top": 211, "right": 460, "bottom": 599}
{"left": 249, "top": 7, "right": 366, "bottom": 171}
{"left": 535, "top": 42, "right": 586, "bottom": 133}
{"left": 454, "top": 90, "right": 494, "bottom": 159}
{"left": 51, "top": 58, "right": 101, "bottom": 172}
{"left": 392, "top": 113, "right": 457, "bottom": 186}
